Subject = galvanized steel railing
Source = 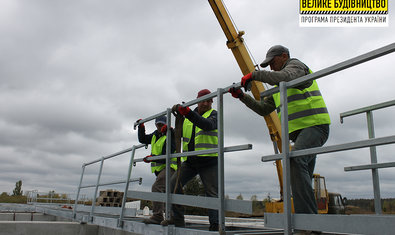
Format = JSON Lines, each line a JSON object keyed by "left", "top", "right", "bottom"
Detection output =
{"left": 129, "top": 88, "right": 254, "bottom": 233}
{"left": 341, "top": 99, "right": 395, "bottom": 215}
{"left": 72, "top": 144, "right": 145, "bottom": 226}
{"left": 71, "top": 87, "right": 255, "bottom": 234}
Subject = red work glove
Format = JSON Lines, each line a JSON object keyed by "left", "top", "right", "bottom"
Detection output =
{"left": 178, "top": 105, "right": 191, "bottom": 116}
{"left": 160, "top": 124, "right": 167, "bottom": 133}
{"left": 143, "top": 155, "right": 152, "bottom": 163}
{"left": 241, "top": 72, "right": 253, "bottom": 91}
{"left": 136, "top": 119, "right": 144, "bottom": 128}
{"left": 229, "top": 87, "right": 244, "bottom": 99}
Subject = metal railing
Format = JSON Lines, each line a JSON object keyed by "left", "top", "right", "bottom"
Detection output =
{"left": 26, "top": 190, "right": 87, "bottom": 205}
{"left": 341, "top": 99, "right": 395, "bottom": 215}
{"left": 261, "top": 43, "right": 395, "bottom": 235}
{"left": 128, "top": 88, "right": 255, "bottom": 233}
{"left": 72, "top": 144, "right": 145, "bottom": 226}
{"left": 68, "top": 87, "right": 258, "bottom": 234}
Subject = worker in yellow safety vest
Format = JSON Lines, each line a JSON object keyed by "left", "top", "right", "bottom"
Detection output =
{"left": 137, "top": 115, "right": 177, "bottom": 224}
{"left": 229, "top": 45, "right": 330, "bottom": 219}
{"left": 161, "top": 89, "right": 219, "bottom": 232}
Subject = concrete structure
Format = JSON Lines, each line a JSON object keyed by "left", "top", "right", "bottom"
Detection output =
{"left": 0, "top": 203, "right": 139, "bottom": 235}
{"left": 0, "top": 203, "right": 278, "bottom": 235}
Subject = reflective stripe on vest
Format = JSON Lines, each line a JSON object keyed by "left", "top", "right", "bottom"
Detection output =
{"left": 183, "top": 109, "right": 218, "bottom": 157}
{"left": 273, "top": 72, "right": 330, "bottom": 134}
{"left": 150, "top": 135, "right": 177, "bottom": 173}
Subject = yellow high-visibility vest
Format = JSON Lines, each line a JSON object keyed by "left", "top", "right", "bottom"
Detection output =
{"left": 182, "top": 109, "right": 218, "bottom": 157}
{"left": 273, "top": 69, "right": 330, "bottom": 134}
{"left": 150, "top": 135, "right": 177, "bottom": 173}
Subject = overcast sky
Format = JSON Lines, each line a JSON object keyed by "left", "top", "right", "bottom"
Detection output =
{"left": 1, "top": 0, "right": 394, "bottom": 202}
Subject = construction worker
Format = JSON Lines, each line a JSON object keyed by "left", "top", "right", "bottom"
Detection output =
{"left": 229, "top": 45, "right": 331, "bottom": 217}
{"left": 137, "top": 115, "right": 177, "bottom": 224}
{"left": 161, "top": 89, "right": 219, "bottom": 231}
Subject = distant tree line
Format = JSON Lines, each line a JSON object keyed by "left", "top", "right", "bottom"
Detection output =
{"left": 0, "top": 180, "right": 72, "bottom": 204}
{"left": 0, "top": 180, "right": 26, "bottom": 203}
{"left": 347, "top": 198, "right": 395, "bottom": 214}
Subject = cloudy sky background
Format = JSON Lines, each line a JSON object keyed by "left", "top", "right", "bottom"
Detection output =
{"left": 1, "top": 0, "right": 394, "bottom": 201}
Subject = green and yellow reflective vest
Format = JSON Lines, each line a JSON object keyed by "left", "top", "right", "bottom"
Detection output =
{"left": 182, "top": 109, "right": 218, "bottom": 157}
{"left": 150, "top": 134, "right": 177, "bottom": 173}
{"left": 273, "top": 69, "right": 331, "bottom": 134}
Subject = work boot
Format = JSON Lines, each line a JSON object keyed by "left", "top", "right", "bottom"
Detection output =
{"left": 209, "top": 223, "right": 219, "bottom": 231}
{"left": 160, "top": 218, "right": 185, "bottom": 227}
{"left": 143, "top": 216, "right": 162, "bottom": 225}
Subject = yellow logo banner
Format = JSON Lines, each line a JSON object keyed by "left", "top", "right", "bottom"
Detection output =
{"left": 300, "top": 0, "right": 388, "bottom": 13}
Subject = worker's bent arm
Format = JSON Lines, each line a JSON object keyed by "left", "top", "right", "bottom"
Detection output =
{"left": 185, "top": 110, "right": 217, "bottom": 131}
{"left": 240, "top": 94, "right": 276, "bottom": 117}
{"left": 252, "top": 59, "right": 308, "bottom": 86}
{"left": 138, "top": 126, "right": 154, "bottom": 145}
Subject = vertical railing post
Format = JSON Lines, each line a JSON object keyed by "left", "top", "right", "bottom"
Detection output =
{"left": 280, "top": 81, "right": 292, "bottom": 235}
{"left": 165, "top": 108, "right": 172, "bottom": 220}
{"left": 90, "top": 157, "right": 105, "bottom": 222}
{"left": 366, "top": 111, "right": 382, "bottom": 214}
{"left": 73, "top": 164, "right": 86, "bottom": 219}
{"left": 217, "top": 88, "right": 226, "bottom": 234}
{"left": 118, "top": 145, "right": 137, "bottom": 227}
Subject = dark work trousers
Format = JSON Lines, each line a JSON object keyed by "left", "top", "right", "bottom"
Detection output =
{"left": 152, "top": 168, "right": 175, "bottom": 220}
{"left": 290, "top": 124, "right": 329, "bottom": 214}
{"left": 170, "top": 157, "right": 218, "bottom": 225}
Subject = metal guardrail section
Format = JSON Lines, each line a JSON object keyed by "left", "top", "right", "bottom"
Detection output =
{"left": 26, "top": 190, "right": 87, "bottom": 205}
{"left": 262, "top": 42, "right": 395, "bottom": 235}
{"left": 126, "top": 89, "right": 257, "bottom": 234}
{"left": 71, "top": 143, "right": 145, "bottom": 226}
{"left": 341, "top": 99, "right": 395, "bottom": 215}
{"left": 56, "top": 85, "right": 270, "bottom": 234}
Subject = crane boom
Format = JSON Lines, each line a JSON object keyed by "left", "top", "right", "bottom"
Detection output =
{"left": 208, "top": 0, "right": 284, "bottom": 198}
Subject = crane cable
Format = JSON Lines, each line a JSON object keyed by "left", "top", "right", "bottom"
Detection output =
{"left": 221, "top": 0, "right": 269, "bottom": 90}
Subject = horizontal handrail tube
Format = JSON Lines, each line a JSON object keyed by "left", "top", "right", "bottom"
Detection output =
{"left": 340, "top": 99, "right": 395, "bottom": 123}
{"left": 75, "top": 205, "right": 136, "bottom": 217}
{"left": 133, "top": 144, "right": 252, "bottom": 163}
{"left": 80, "top": 178, "right": 142, "bottom": 189}
{"left": 133, "top": 111, "right": 167, "bottom": 129}
{"left": 132, "top": 83, "right": 240, "bottom": 128}
{"left": 260, "top": 43, "right": 395, "bottom": 98}
{"left": 262, "top": 135, "right": 395, "bottom": 162}
{"left": 84, "top": 144, "right": 146, "bottom": 166}
{"left": 34, "top": 198, "right": 71, "bottom": 201}
{"left": 344, "top": 161, "right": 395, "bottom": 172}
{"left": 127, "top": 190, "right": 252, "bottom": 214}
{"left": 182, "top": 83, "right": 241, "bottom": 107}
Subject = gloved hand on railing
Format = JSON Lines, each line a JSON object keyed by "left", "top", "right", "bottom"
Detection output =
{"left": 160, "top": 124, "right": 168, "bottom": 133}
{"left": 241, "top": 72, "right": 253, "bottom": 91}
{"left": 143, "top": 155, "right": 153, "bottom": 163}
{"left": 136, "top": 119, "right": 144, "bottom": 128}
{"left": 229, "top": 87, "right": 244, "bottom": 99}
{"left": 172, "top": 104, "right": 191, "bottom": 116}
